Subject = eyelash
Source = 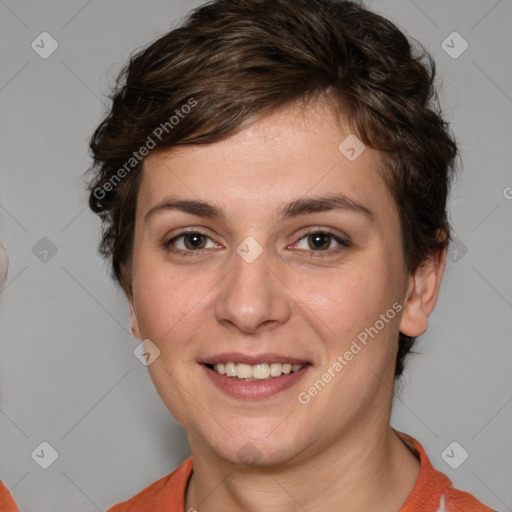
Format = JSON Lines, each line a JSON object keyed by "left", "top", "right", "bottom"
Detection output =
{"left": 163, "top": 229, "right": 351, "bottom": 257}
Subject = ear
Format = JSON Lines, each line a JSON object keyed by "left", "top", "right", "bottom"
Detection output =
{"left": 121, "top": 263, "right": 141, "bottom": 340}
{"left": 399, "top": 245, "right": 447, "bottom": 338}
{"left": 126, "top": 286, "right": 142, "bottom": 340}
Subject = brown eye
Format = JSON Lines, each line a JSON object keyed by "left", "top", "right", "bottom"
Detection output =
{"left": 294, "top": 230, "right": 350, "bottom": 255}
{"left": 183, "top": 233, "right": 207, "bottom": 250}
{"left": 164, "top": 231, "right": 217, "bottom": 255}
{"left": 307, "top": 233, "right": 332, "bottom": 250}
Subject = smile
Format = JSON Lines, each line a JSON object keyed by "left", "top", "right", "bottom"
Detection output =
{"left": 208, "top": 362, "right": 304, "bottom": 380}
{"left": 202, "top": 355, "right": 311, "bottom": 399}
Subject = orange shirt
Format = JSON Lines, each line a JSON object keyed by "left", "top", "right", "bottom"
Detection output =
{"left": 0, "top": 481, "right": 18, "bottom": 512}
{"left": 107, "top": 431, "right": 494, "bottom": 512}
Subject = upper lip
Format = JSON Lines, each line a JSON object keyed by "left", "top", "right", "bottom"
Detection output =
{"left": 201, "top": 352, "right": 309, "bottom": 365}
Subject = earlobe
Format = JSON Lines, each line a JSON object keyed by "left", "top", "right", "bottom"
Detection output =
{"left": 128, "top": 293, "right": 142, "bottom": 340}
{"left": 123, "top": 270, "right": 141, "bottom": 340}
{"left": 399, "top": 247, "right": 447, "bottom": 338}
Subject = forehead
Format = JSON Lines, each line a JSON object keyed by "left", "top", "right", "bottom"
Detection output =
{"left": 138, "top": 100, "right": 397, "bottom": 225}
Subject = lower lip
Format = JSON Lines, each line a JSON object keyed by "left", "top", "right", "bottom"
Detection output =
{"left": 202, "top": 364, "right": 310, "bottom": 399}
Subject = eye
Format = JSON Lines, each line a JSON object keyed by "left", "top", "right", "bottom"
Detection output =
{"left": 294, "top": 230, "right": 350, "bottom": 254}
{"left": 164, "top": 231, "right": 219, "bottom": 255}
{"left": 163, "top": 229, "right": 350, "bottom": 257}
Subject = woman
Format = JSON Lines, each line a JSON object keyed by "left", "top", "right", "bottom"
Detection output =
{"left": 87, "top": 0, "right": 494, "bottom": 510}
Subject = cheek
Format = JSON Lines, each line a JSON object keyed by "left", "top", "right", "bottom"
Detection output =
{"left": 298, "top": 260, "right": 397, "bottom": 334}
{"left": 296, "top": 262, "right": 404, "bottom": 387}
{"left": 132, "top": 255, "right": 201, "bottom": 344}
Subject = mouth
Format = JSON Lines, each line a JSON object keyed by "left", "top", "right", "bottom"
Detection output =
{"left": 205, "top": 362, "right": 304, "bottom": 381}
{"left": 201, "top": 354, "right": 311, "bottom": 399}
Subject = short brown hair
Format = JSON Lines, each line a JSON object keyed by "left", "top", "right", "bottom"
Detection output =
{"left": 87, "top": 0, "right": 458, "bottom": 378}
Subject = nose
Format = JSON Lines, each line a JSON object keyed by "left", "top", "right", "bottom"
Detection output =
{"left": 214, "top": 247, "right": 291, "bottom": 334}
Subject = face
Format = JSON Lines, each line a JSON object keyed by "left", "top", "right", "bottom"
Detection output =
{"left": 128, "top": 100, "right": 440, "bottom": 467}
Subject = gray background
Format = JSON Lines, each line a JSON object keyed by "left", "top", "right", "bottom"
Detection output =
{"left": 0, "top": 0, "right": 511, "bottom": 510}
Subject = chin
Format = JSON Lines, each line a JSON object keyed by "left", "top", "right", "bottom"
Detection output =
{"left": 195, "top": 421, "right": 308, "bottom": 468}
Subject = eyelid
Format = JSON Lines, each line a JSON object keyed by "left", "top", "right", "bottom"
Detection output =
{"left": 293, "top": 225, "right": 350, "bottom": 242}
{"left": 163, "top": 227, "right": 351, "bottom": 256}
{"left": 290, "top": 229, "right": 351, "bottom": 253}
{"left": 164, "top": 229, "right": 219, "bottom": 253}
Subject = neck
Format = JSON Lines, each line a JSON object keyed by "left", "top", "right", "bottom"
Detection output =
{"left": 185, "top": 425, "right": 420, "bottom": 512}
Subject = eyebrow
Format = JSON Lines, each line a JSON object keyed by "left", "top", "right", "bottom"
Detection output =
{"left": 144, "top": 193, "right": 373, "bottom": 224}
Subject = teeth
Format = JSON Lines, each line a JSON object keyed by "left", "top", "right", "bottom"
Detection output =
{"left": 212, "top": 362, "right": 304, "bottom": 380}
{"left": 270, "top": 363, "right": 282, "bottom": 377}
{"left": 236, "top": 363, "right": 253, "bottom": 379}
{"left": 225, "top": 362, "right": 237, "bottom": 377}
{"left": 253, "top": 363, "right": 270, "bottom": 379}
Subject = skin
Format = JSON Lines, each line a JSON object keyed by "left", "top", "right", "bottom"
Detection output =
{"left": 127, "top": 99, "right": 446, "bottom": 511}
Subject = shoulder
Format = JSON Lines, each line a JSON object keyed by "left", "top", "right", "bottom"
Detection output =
{"left": 0, "top": 480, "right": 19, "bottom": 512}
{"left": 442, "top": 486, "right": 497, "bottom": 512}
{"left": 395, "top": 431, "right": 495, "bottom": 512}
{"left": 107, "top": 457, "right": 193, "bottom": 512}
